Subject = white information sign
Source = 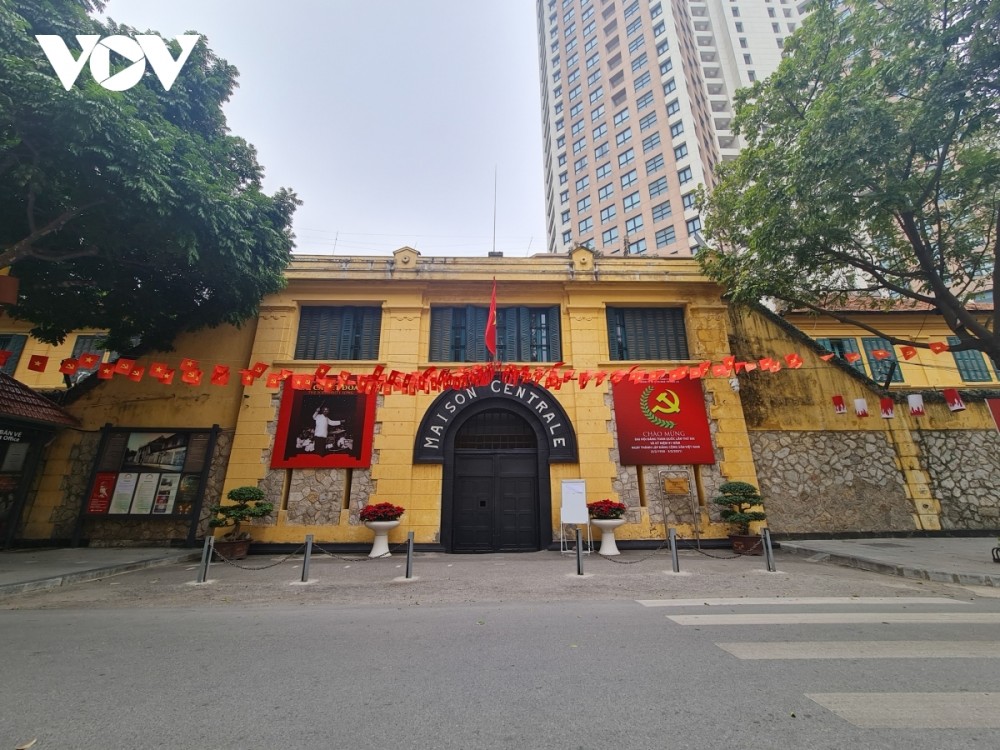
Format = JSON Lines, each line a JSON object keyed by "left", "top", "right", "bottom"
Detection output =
{"left": 560, "top": 479, "right": 588, "bottom": 525}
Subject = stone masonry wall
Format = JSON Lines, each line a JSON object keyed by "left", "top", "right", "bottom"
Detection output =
{"left": 914, "top": 430, "right": 1000, "bottom": 530}
{"left": 749, "top": 431, "right": 915, "bottom": 534}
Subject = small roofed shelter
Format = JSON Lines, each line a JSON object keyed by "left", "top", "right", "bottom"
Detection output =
{"left": 0, "top": 373, "right": 78, "bottom": 548}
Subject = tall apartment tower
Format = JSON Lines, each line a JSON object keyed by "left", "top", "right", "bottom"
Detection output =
{"left": 537, "top": 0, "right": 807, "bottom": 255}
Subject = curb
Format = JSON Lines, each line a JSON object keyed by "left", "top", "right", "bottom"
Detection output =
{"left": 0, "top": 552, "right": 201, "bottom": 599}
{"left": 780, "top": 543, "right": 1000, "bottom": 589}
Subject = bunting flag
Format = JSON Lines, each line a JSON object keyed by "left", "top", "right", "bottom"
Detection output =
{"left": 0, "top": 351, "right": 11, "bottom": 367}
{"left": 485, "top": 278, "right": 497, "bottom": 359}
{"left": 908, "top": 394, "right": 925, "bottom": 416}
{"left": 251, "top": 362, "right": 269, "bottom": 377}
{"left": 159, "top": 369, "right": 175, "bottom": 386}
{"left": 784, "top": 352, "right": 803, "bottom": 369}
{"left": 900, "top": 346, "right": 917, "bottom": 360}
{"left": 820, "top": 353, "right": 835, "bottom": 361}
{"left": 844, "top": 352, "right": 861, "bottom": 363}
{"left": 180, "top": 369, "right": 202, "bottom": 386}
{"left": 27, "top": 355, "right": 48, "bottom": 372}
{"left": 943, "top": 388, "right": 965, "bottom": 411}
{"left": 854, "top": 398, "right": 869, "bottom": 417}
{"left": 59, "top": 358, "right": 79, "bottom": 375}
{"left": 871, "top": 349, "right": 891, "bottom": 360}
{"left": 210, "top": 365, "right": 230, "bottom": 386}
{"left": 179, "top": 358, "right": 199, "bottom": 372}
{"left": 240, "top": 369, "right": 256, "bottom": 386}
{"left": 128, "top": 366, "right": 145, "bottom": 382}
{"left": 97, "top": 363, "right": 115, "bottom": 379}
{"left": 149, "top": 362, "right": 168, "bottom": 378}
{"left": 879, "top": 397, "right": 895, "bottom": 419}
{"left": 832, "top": 395, "right": 847, "bottom": 414}
{"left": 928, "top": 342, "right": 950, "bottom": 354}
{"left": 113, "top": 357, "right": 135, "bottom": 375}
{"left": 78, "top": 353, "right": 100, "bottom": 368}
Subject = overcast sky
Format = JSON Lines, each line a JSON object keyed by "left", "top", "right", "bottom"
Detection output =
{"left": 98, "top": 0, "right": 548, "bottom": 258}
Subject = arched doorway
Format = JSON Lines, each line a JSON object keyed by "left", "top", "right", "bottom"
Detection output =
{"left": 450, "top": 409, "right": 540, "bottom": 552}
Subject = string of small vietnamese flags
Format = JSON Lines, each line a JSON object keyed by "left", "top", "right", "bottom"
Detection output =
{"left": 0, "top": 340, "right": 955, "bottom": 395}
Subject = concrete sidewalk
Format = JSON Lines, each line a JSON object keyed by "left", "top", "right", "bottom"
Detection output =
{"left": 781, "top": 536, "right": 1000, "bottom": 588}
{"left": 1, "top": 536, "right": 998, "bottom": 600}
{"left": 0, "top": 547, "right": 199, "bottom": 598}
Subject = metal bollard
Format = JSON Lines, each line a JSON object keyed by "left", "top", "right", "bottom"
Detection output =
{"left": 576, "top": 527, "right": 584, "bottom": 576}
{"left": 301, "top": 534, "right": 313, "bottom": 583}
{"left": 763, "top": 528, "right": 776, "bottom": 572}
{"left": 668, "top": 528, "right": 680, "bottom": 573}
{"left": 196, "top": 536, "right": 214, "bottom": 583}
{"left": 405, "top": 531, "right": 414, "bottom": 579}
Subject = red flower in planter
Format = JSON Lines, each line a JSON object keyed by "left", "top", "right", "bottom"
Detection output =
{"left": 586, "top": 499, "right": 628, "bottom": 519}
{"left": 360, "top": 503, "right": 405, "bottom": 522}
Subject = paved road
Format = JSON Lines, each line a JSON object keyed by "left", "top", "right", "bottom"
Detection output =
{"left": 3, "top": 550, "right": 1000, "bottom": 749}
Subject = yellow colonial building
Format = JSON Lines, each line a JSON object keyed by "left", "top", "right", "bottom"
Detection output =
{"left": 2, "top": 247, "right": 998, "bottom": 549}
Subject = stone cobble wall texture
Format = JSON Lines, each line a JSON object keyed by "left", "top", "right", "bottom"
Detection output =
{"left": 749, "top": 431, "right": 915, "bottom": 534}
{"left": 915, "top": 430, "right": 1000, "bottom": 530}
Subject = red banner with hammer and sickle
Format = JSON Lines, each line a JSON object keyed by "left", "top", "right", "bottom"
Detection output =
{"left": 611, "top": 378, "right": 715, "bottom": 465}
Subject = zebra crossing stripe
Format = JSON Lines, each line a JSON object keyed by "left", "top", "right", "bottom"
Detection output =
{"left": 717, "top": 640, "right": 1000, "bottom": 659}
{"left": 636, "top": 596, "right": 963, "bottom": 607}
{"left": 805, "top": 692, "right": 1000, "bottom": 728}
{"left": 667, "top": 612, "right": 1000, "bottom": 625}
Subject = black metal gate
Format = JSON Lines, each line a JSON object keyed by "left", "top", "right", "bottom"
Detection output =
{"left": 451, "top": 410, "right": 539, "bottom": 552}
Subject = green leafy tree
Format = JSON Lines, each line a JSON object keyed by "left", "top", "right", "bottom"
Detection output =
{"left": 700, "top": 0, "right": 999, "bottom": 367}
{"left": 0, "top": 0, "right": 299, "bottom": 352}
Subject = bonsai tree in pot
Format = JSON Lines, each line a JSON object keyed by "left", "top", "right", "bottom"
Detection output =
{"left": 712, "top": 481, "right": 766, "bottom": 556}
{"left": 208, "top": 485, "right": 274, "bottom": 559}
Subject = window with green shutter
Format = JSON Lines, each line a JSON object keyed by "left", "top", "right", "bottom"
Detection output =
{"left": 295, "top": 306, "right": 382, "bottom": 360}
{"left": 861, "top": 337, "right": 903, "bottom": 383}
{"left": 430, "top": 306, "right": 561, "bottom": 362}
{"left": 606, "top": 308, "right": 688, "bottom": 360}
{"left": 0, "top": 334, "right": 27, "bottom": 376}
{"left": 815, "top": 337, "right": 866, "bottom": 375}
{"left": 948, "top": 337, "right": 993, "bottom": 382}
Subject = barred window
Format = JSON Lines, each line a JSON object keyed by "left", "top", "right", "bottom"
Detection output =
{"left": 606, "top": 308, "right": 688, "bottom": 360}
{"left": 295, "top": 306, "right": 382, "bottom": 360}
{"left": 430, "top": 306, "right": 562, "bottom": 363}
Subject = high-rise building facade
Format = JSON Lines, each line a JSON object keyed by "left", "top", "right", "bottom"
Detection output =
{"left": 537, "top": 0, "right": 807, "bottom": 255}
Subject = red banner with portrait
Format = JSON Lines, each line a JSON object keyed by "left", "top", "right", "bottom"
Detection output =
{"left": 611, "top": 378, "right": 715, "bottom": 465}
{"left": 271, "top": 381, "right": 376, "bottom": 469}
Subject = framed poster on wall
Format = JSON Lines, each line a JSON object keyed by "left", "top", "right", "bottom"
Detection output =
{"left": 84, "top": 428, "right": 215, "bottom": 517}
{"left": 270, "top": 381, "right": 376, "bottom": 469}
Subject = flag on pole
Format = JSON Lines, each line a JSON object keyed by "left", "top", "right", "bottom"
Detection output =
{"left": 485, "top": 279, "right": 497, "bottom": 359}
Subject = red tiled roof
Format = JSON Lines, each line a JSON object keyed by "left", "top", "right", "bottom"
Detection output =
{"left": 0, "top": 374, "right": 78, "bottom": 428}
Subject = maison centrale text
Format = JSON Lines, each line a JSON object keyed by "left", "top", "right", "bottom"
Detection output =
{"left": 416, "top": 380, "right": 576, "bottom": 460}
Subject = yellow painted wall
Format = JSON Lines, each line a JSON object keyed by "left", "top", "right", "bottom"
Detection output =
{"left": 222, "top": 247, "right": 758, "bottom": 546}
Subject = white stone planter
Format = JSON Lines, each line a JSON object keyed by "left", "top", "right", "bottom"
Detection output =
{"left": 365, "top": 520, "right": 401, "bottom": 558}
{"left": 591, "top": 518, "right": 626, "bottom": 556}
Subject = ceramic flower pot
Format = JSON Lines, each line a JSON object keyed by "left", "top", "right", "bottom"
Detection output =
{"left": 591, "top": 517, "right": 626, "bottom": 556}
{"left": 365, "top": 520, "right": 401, "bottom": 558}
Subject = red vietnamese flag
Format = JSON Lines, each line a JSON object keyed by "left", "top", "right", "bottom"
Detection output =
{"left": 27, "top": 354, "right": 48, "bottom": 372}
{"left": 0, "top": 351, "right": 10, "bottom": 367}
{"left": 844, "top": 352, "right": 861, "bottom": 363}
{"left": 485, "top": 278, "right": 497, "bottom": 359}
{"left": 239, "top": 369, "right": 256, "bottom": 386}
{"left": 820, "top": 353, "right": 836, "bottom": 362}
{"left": 784, "top": 352, "right": 803, "bottom": 369}
{"left": 158, "top": 368, "right": 175, "bottom": 385}
{"left": 179, "top": 357, "right": 199, "bottom": 372}
{"left": 148, "top": 362, "right": 168, "bottom": 378}
{"left": 871, "top": 349, "right": 891, "bottom": 361}
{"left": 97, "top": 363, "right": 115, "bottom": 379}
{"left": 928, "top": 341, "right": 950, "bottom": 354}
{"left": 78, "top": 352, "right": 100, "bottom": 368}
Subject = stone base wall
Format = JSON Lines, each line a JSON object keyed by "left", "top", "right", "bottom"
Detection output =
{"left": 748, "top": 431, "right": 915, "bottom": 534}
{"left": 915, "top": 430, "right": 1000, "bottom": 530}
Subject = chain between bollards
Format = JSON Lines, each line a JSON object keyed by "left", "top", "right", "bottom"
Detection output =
{"left": 196, "top": 536, "right": 214, "bottom": 583}
{"left": 405, "top": 531, "right": 414, "bottom": 579}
